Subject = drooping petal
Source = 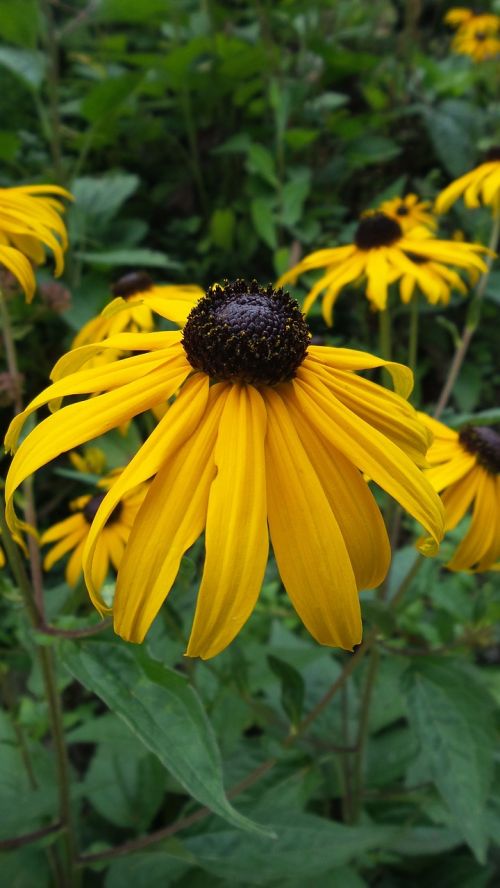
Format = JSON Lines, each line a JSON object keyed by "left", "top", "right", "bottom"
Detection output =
{"left": 52, "top": 331, "right": 182, "bottom": 379}
{"left": 113, "top": 384, "right": 229, "bottom": 641}
{"left": 264, "top": 387, "right": 361, "bottom": 650}
{"left": 293, "top": 367, "right": 444, "bottom": 552}
{"left": 43, "top": 528, "right": 87, "bottom": 570}
{"left": 40, "top": 513, "right": 87, "bottom": 543}
{"left": 187, "top": 385, "right": 268, "bottom": 659}
{"left": 66, "top": 540, "right": 85, "bottom": 587}
{"left": 441, "top": 467, "right": 479, "bottom": 531}
{"left": 5, "top": 351, "right": 191, "bottom": 535}
{"left": 0, "top": 244, "right": 36, "bottom": 300}
{"left": 287, "top": 396, "right": 390, "bottom": 589}
{"left": 306, "top": 347, "right": 413, "bottom": 399}
{"left": 425, "top": 451, "right": 477, "bottom": 492}
{"left": 447, "top": 470, "right": 498, "bottom": 571}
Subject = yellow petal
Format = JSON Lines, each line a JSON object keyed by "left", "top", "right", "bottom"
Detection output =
{"left": 306, "top": 347, "right": 414, "bottom": 400}
{"left": 113, "top": 384, "right": 228, "bottom": 640}
{"left": 43, "top": 528, "right": 87, "bottom": 570}
{"left": 287, "top": 396, "right": 390, "bottom": 589}
{"left": 293, "top": 367, "right": 444, "bottom": 552}
{"left": 186, "top": 385, "right": 268, "bottom": 659}
{"left": 448, "top": 470, "right": 498, "bottom": 571}
{"left": 425, "top": 451, "right": 477, "bottom": 492}
{"left": 441, "top": 468, "right": 479, "bottom": 531}
{"left": 0, "top": 244, "right": 36, "bottom": 301}
{"left": 52, "top": 331, "right": 182, "bottom": 379}
{"left": 264, "top": 387, "right": 361, "bottom": 650}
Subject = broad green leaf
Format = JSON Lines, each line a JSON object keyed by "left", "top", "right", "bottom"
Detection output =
{"left": 183, "top": 813, "right": 393, "bottom": 882}
{"left": 267, "top": 655, "right": 305, "bottom": 727}
{"left": 250, "top": 197, "right": 277, "bottom": 249}
{"left": 70, "top": 174, "right": 139, "bottom": 226}
{"left": 448, "top": 407, "right": 500, "bottom": 429}
{"left": 0, "top": 46, "right": 44, "bottom": 89}
{"left": 81, "top": 74, "right": 142, "bottom": 123}
{"left": 209, "top": 208, "right": 235, "bottom": 250}
{"left": 61, "top": 641, "right": 271, "bottom": 835}
{"left": 404, "top": 659, "right": 496, "bottom": 861}
{"left": 246, "top": 144, "right": 278, "bottom": 188}
{"left": 84, "top": 742, "right": 166, "bottom": 830}
{"left": 281, "top": 170, "right": 311, "bottom": 227}
{"left": 424, "top": 100, "right": 483, "bottom": 177}
{"left": 105, "top": 850, "right": 191, "bottom": 888}
{"left": 0, "top": 0, "right": 39, "bottom": 47}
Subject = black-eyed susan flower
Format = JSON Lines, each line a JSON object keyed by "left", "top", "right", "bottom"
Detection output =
{"left": 445, "top": 9, "right": 500, "bottom": 62}
{"left": 420, "top": 415, "right": 500, "bottom": 572}
{"left": 0, "top": 184, "right": 71, "bottom": 301}
{"left": 378, "top": 194, "right": 437, "bottom": 233}
{"left": 277, "top": 212, "right": 488, "bottom": 322}
{"left": 41, "top": 469, "right": 147, "bottom": 589}
{"left": 435, "top": 149, "right": 500, "bottom": 215}
{"left": 73, "top": 272, "right": 203, "bottom": 349}
{"left": 5, "top": 280, "right": 445, "bottom": 659}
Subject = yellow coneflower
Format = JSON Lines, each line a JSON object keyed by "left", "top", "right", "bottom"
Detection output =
{"left": 41, "top": 469, "right": 147, "bottom": 589}
{"left": 69, "top": 447, "right": 107, "bottom": 476}
{"left": 420, "top": 415, "right": 500, "bottom": 572}
{"left": 73, "top": 272, "right": 203, "bottom": 348}
{"left": 435, "top": 149, "right": 500, "bottom": 215}
{"left": 5, "top": 281, "right": 444, "bottom": 659}
{"left": 277, "top": 212, "right": 487, "bottom": 322}
{"left": 446, "top": 10, "right": 500, "bottom": 62}
{"left": 0, "top": 184, "right": 71, "bottom": 301}
{"left": 378, "top": 194, "right": 437, "bottom": 232}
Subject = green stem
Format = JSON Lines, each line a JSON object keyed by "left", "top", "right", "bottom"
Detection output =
{"left": 434, "top": 209, "right": 499, "bottom": 419}
{"left": 0, "top": 289, "right": 23, "bottom": 414}
{"left": 351, "top": 647, "right": 380, "bottom": 822}
{"left": 408, "top": 293, "right": 419, "bottom": 378}
{"left": 378, "top": 306, "right": 392, "bottom": 361}
{"left": 39, "top": 0, "right": 64, "bottom": 180}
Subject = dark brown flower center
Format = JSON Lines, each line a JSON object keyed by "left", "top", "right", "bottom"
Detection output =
{"left": 485, "top": 146, "right": 500, "bottom": 163}
{"left": 459, "top": 425, "right": 500, "bottom": 474}
{"left": 111, "top": 271, "right": 153, "bottom": 299}
{"left": 396, "top": 205, "right": 409, "bottom": 216}
{"left": 182, "top": 279, "right": 310, "bottom": 385}
{"left": 403, "top": 251, "right": 428, "bottom": 265}
{"left": 83, "top": 493, "right": 123, "bottom": 525}
{"left": 355, "top": 213, "right": 402, "bottom": 249}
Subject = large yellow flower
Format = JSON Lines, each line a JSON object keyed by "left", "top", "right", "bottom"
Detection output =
{"left": 435, "top": 149, "right": 500, "bottom": 215}
{"left": 420, "top": 415, "right": 500, "bottom": 572}
{"left": 73, "top": 272, "right": 203, "bottom": 348}
{"left": 378, "top": 194, "right": 437, "bottom": 233}
{"left": 5, "top": 281, "right": 444, "bottom": 659}
{"left": 41, "top": 468, "right": 147, "bottom": 589}
{"left": 277, "top": 213, "right": 487, "bottom": 322}
{"left": 0, "top": 184, "right": 71, "bottom": 301}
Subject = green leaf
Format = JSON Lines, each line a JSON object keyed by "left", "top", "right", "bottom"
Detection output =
{"left": 0, "top": 0, "right": 39, "bottom": 47}
{"left": 70, "top": 174, "right": 139, "bottom": 223}
{"left": 183, "top": 813, "right": 393, "bottom": 882}
{"left": 404, "top": 659, "right": 497, "bottom": 861}
{"left": 246, "top": 144, "right": 278, "bottom": 188}
{"left": 84, "top": 742, "right": 166, "bottom": 830}
{"left": 267, "top": 655, "right": 305, "bottom": 727}
{"left": 448, "top": 408, "right": 500, "bottom": 429}
{"left": 424, "top": 100, "right": 482, "bottom": 178}
{"left": 74, "top": 248, "right": 179, "bottom": 269}
{"left": 81, "top": 74, "right": 142, "bottom": 123}
{"left": 281, "top": 170, "right": 311, "bottom": 227}
{"left": 209, "top": 208, "right": 235, "bottom": 250}
{"left": 0, "top": 46, "right": 44, "bottom": 89}
{"left": 105, "top": 849, "right": 192, "bottom": 888}
{"left": 61, "top": 641, "right": 271, "bottom": 835}
{"left": 250, "top": 197, "right": 277, "bottom": 249}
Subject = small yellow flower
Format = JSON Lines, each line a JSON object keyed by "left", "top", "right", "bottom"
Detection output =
{"left": 420, "top": 415, "right": 500, "bottom": 572}
{"left": 73, "top": 272, "right": 203, "bottom": 349}
{"left": 69, "top": 447, "right": 107, "bottom": 476}
{"left": 41, "top": 469, "right": 147, "bottom": 589}
{"left": 435, "top": 149, "right": 500, "bottom": 215}
{"left": 277, "top": 212, "right": 488, "bottom": 322}
{"left": 5, "top": 280, "right": 444, "bottom": 659}
{"left": 378, "top": 194, "right": 437, "bottom": 233}
{"left": 0, "top": 184, "right": 71, "bottom": 301}
{"left": 447, "top": 11, "right": 500, "bottom": 61}
{"left": 0, "top": 543, "right": 5, "bottom": 569}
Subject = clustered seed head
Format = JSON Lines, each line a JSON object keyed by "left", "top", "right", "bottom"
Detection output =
{"left": 111, "top": 271, "right": 153, "bottom": 298}
{"left": 459, "top": 425, "right": 500, "bottom": 475}
{"left": 182, "top": 279, "right": 310, "bottom": 385}
{"left": 83, "top": 493, "right": 123, "bottom": 525}
{"left": 355, "top": 212, "right": 403, "bottom": 250}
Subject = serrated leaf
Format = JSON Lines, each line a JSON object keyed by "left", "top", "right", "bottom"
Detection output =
{"left": 61, "top": 641, "right": 271, "bottom": 836}
{"left": 404, "top": 659, "right": 496, "bottom": 861}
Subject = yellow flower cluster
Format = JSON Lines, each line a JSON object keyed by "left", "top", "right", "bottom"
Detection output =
{"left": 445, "top": 8, "right": 500, "bottom": 62}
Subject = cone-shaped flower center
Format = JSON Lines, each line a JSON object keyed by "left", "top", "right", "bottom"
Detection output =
{"left": 355, "top": 213, "right": 402, "bottom": 249}
{"left": 459, "top": 425, "right": 500, "bottom": 474}
{"left": 111, "top": 271, "right": 153, "bottom": 298}
{"left": 182, "top": 279, "right": 310, "bottom": 385}
{"left": 83, "top": 494, "right": 123, "bottom": 525}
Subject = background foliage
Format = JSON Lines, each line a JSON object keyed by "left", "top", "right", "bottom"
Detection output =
{"left": 0, "top": 1, "right": 499, "bottom": 885}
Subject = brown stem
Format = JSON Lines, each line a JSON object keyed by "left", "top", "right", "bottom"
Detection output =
{"left": 0, "top": 821, "right": 62, "bottom": 852}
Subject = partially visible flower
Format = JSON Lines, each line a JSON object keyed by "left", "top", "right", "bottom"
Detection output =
{"left": 378, "top": 194, "right": 437, "bottom": 233}
{"left": 435, "top": 149, "right": 500, "bottom": 215}
{"left": 5, "top": 280, "right": 444, "bottom": 659}
{"left": 69, "top": 447, "right": 107, "bottom": 476}
{"left": 420, "top": 415, "right": 500, "bottom": 571}
{"left": 73, "top": 272, "right": 203, "bottom": 349}
{"left": 41, "top": 469, "right": 147, "bottom": 588}
{"left": 446, "top": 10, "right": 500, "bottom": 62}
{"left": 0, "top": 184, "right": 71, "bottom": 302}
{"left": 277, "top": 212, "right": 488, "bottom": 322}
{"left": 0, "top": 543, "right": 4, "bottom": 569}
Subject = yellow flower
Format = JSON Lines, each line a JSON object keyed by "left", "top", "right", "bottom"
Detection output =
{"left": 0, "top": 184, "right": 71, "bottom": 301}
{"left": 73, "top": 272, "right": 203, "bottom": 348}
{"left": 447, "top": 11, "right": 500, "bottom": 61}
{"left": 435, "top": 149, "right": 500, "bottom": 215}
{"left": 378, "top": 194, "right": 437, "bottom": 233}
{"left": 41, "top": 469, "right": 147, "bottom": 589}
{"left": 420, "top": 415, "right": 500, "bottom": 572}
{"left": 69, "top": 447, "right": 108, "bottom": 476}
{"left": 0, "top": 543, "right": 4, "bottom": 569}
{"left": 277, "top": 212, "right": 488, "bottom": 322}
{"left": 5, "top": 280, "right": 444, "bottom": 659}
